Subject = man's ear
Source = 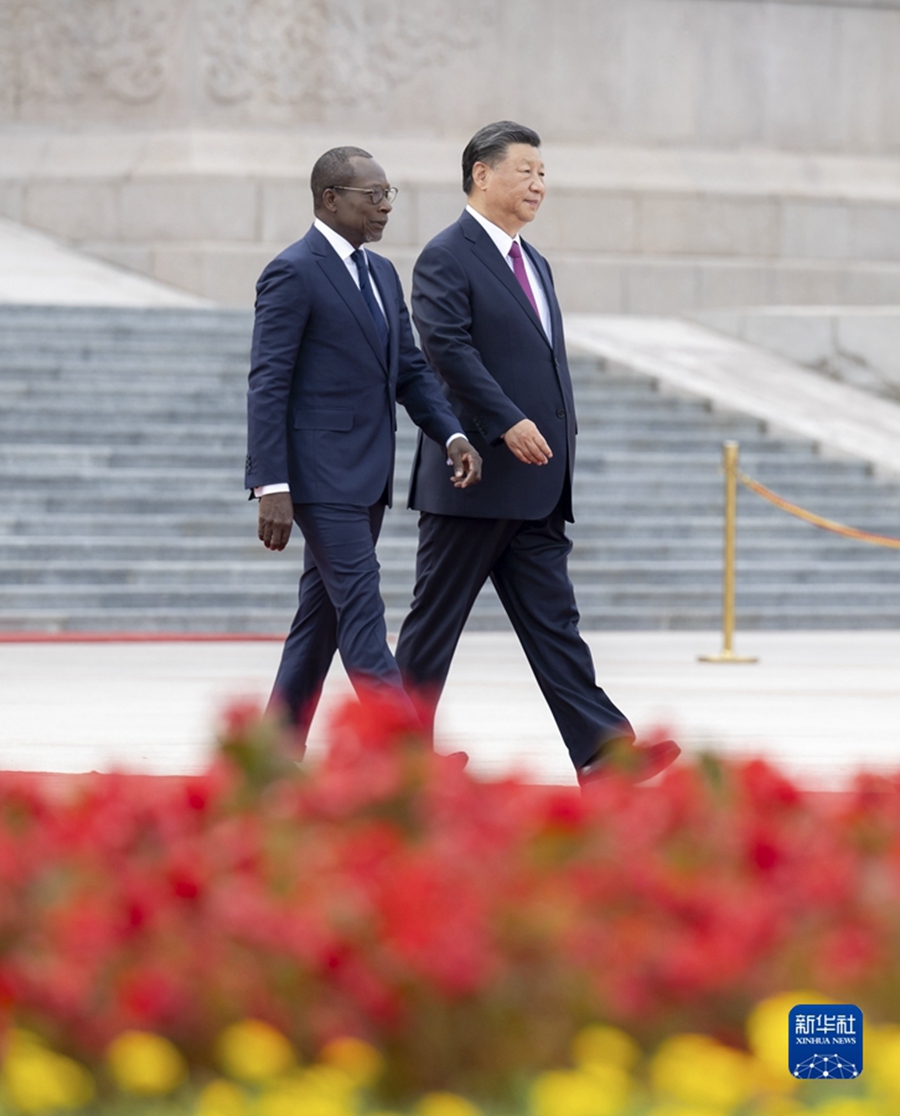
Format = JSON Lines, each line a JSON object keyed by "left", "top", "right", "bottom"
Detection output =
{"left": 470, "top": 162, "right": 490, "bottom": 192}
{"left": 321, "top": 188, "right": 338, "bottom": 213}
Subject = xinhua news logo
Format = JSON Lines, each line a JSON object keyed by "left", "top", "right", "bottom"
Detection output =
{"left": 789, "top": 1004, "right": 863, "bottom": 1079}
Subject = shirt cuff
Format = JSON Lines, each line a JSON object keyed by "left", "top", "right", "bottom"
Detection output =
{"left": 253, "top": 483, "right": 291, "bottom": 498}
{"left": 445, "top": 432, "right": 467, "bottom": 465}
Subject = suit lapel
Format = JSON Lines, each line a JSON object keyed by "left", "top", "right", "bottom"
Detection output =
{"left": 522, "top": 240, "right": 564, "bottom": 357}
{"left": 461, "top": 214, "right": 552, "bottom": 350}
{"left": 307, "top": 228, "right": 388, "bottom": 371}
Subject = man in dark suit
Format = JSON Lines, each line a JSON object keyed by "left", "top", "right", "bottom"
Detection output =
{"left": 395, "top": 121, "right": 679, "bottom": 785}
{"left": 246, "top": 145, "right": 481, "bottom": 739}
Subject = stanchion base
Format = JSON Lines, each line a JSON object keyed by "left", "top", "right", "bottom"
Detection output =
{"left": 698, "top": 650, "right": 758, "bottom": 663}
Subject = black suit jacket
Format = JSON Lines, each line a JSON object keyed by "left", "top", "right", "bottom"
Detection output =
{"left": 407, "top": 211, "right": 576, "bottom": 521}
{"left": 245, "top": 225, "right": 459, "bottom": 506}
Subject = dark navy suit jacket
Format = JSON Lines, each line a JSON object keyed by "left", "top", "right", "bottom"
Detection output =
{"left": 245, "top": 225, "right": 459, "bottom": 506}
{"left": 407, "top": 211, "right": 576, "bottom": 521}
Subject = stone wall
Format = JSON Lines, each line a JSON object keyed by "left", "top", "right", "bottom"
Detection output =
{"left": 2, "top": 0, "right": 900, "bottom": 153}
{"left": 4, "top": 0, "right": 900, "bottom": 309}
{"left": 693, "top": 306, "right": 900, "bottom": 399}
{"left": 6, "top": 132, "right": 900, "bottom": 310}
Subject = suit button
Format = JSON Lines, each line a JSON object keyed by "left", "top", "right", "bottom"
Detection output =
{"left": 556, "top": 408, "right": 566, "bottom": 418}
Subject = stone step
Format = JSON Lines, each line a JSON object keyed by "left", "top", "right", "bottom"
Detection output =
{"left": 5, "top": 603, "right": 900, "bottom": 634}
{"left": 0, "top": 448, "right": 245, "bottom": 470}
{"left": 0, "top": 427, "right": 247, "bottom": 447}
{"left": 0, "top": 390, "right": 249, "bottom": 412}
{"left": 574, "top": 456, "right": 871, "bottom": 479}
{"left": 0, "top": 432, "right": 805, "bottom": 463}
{"left": 0, "top": 344, "right": 250, "bottom": 365}
{"left": 0, "top": 453, "right": 883, "bottom": 488}
{"left": 0, "top": 327, "right": 251, "bottom": 346}
{"left": 0, "top": 423, "right": 785, "bottom": 449}
{"left": 0, "top": 452, "right": 871, "bottom": 484}
{"left": 1, "top": 403, "right": 753, "bottom": 428}
{"left": 9, "top": 501, "right": 900, "bottom": 531}
{"left": 2, "top": 582, "right": 899, "bottom": 612}
{"left": 0, "top": 349, "right": 249, "bottom": 367}
{"left": 2, "top": 305, "right": 900, "bottom": 632}
{"left": 1, "top": 531, "right": 888, "bottom": 556}
{"left": 0, "top": 306, "right": 254, "bottom": 331}
{"left": 0, "top": 362, "right": 245, "bottom": 379}
{"left": 3, "top": 508, "right": 899, "bottom": 536}
{"left": 2, "top": 560, "right": 899, "bottom": 589}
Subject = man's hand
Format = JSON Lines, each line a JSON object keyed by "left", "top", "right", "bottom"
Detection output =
{"left": 258, "top": 492, "right": 294, "bottom": 551}
{"left": 502, "top": 418, "right": 552, "bottom": 465}
{"left": 448, "top": 437, "right": 482, "bottom": 488}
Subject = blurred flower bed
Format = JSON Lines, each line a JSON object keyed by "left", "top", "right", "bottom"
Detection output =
{"left": 2, "top": 692, "right": 900, "bottom": 1114}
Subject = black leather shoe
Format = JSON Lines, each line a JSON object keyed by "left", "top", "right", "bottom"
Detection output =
{"left": 577, "top": 738, "right": 681, "bottom": 788}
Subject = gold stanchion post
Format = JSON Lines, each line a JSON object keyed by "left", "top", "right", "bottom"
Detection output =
{"left": 699, "top": 441, "right": 758, "bottom": 663}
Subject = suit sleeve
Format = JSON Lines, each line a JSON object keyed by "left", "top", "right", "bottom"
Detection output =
{"left": 412, "top": 243, "right": 526, "bottom": 445}
{"left": 389, "top": 265, "right": 463, "bottom": 448}
{"left": 245, "top": 256, "right": 310, "bottom": 490}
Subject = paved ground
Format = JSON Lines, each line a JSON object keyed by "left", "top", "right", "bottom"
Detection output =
{"left": 2, "top": 631, "right": 898, "bottom": 789}
{"left": 2, "top": 229, "right": 898, "bottom": 790}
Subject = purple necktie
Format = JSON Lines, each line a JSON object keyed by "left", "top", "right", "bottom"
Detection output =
{"left": 508, "top": 241, "right": 540, "bottom": 320}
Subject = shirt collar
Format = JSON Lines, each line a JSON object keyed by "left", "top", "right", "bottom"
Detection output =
{"left": 465, "top": 204, "right": 521, "bottom": 258}
{"left": 314, "top": 217, "right": 360, "bottom": 263}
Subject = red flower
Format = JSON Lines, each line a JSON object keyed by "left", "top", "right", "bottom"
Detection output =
{"left": 0, "top": 693, "right": 899, "bottom": 1095}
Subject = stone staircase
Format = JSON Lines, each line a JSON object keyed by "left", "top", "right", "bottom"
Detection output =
{"left": 1, "top": 304, "right": 900, "bottom": 633}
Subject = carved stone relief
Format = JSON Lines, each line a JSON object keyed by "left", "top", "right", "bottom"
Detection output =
{"left": 201, "top": 0, "right": 327, "bottom": 106}
{"left": 3, "top": 0, "right": 895, "bottom": 121}
{"left": 1, "top": 0, "right": 492, "bottom": 125}
{"left": 0, "top": 2, "right": 15, "bottom": 117}
{"left": 6, "top": 0, "right": 175, "bottom": 110}
{"left": 200, "top": 0, "right": 491, "bottom": 115}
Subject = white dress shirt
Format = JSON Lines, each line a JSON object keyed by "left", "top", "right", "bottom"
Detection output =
{"left": 314, "top": 217, "right": 387, "bottom": 314}
{"left": 464, "top": 205, "right": 553, "bottom": 342}
{"left": 254, "top": 219, "right": 463, "bottom": 498}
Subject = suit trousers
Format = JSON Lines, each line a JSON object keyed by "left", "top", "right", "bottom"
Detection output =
{"left": 395, "top": 504, "right": 635, "bottom": 770}
{"left": 270, "top": 502, "right": 408, "bottom": 732}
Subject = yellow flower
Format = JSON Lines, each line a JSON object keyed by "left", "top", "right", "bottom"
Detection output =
{"left": 746, "top": 991, "right": 830, "bottom": 1080}
{"left": 297, "top": 1064, "right": 357, "bottom": 1102}
{"left": 194, "top": 1078, "right": 250, "bottom": 1116}
{"left": 1, "top": 1030, "right": 95, "bottom": 1113}
{"left": 641, "top": 1106, "right": 730, "bottom": 1116}
{"left": 530, "top": 1067, "right": 631, "bottom": 1116}
{"left": 650, "top": 1033, "right": 756, "bottom": 1109}
{"left": 215, "top": 1019, "right": 295, "bottom": 1083}
{"left": 257, "top": 1067, "right": 357, "bottom": 1116}
{"left": 747, "top": 1098, "right": 810, "bottom": 1116}
{"left": 572, "top": 1024, "right": 641, "bottom": 1072}
{"left": 866, "top": 1023, "right": 900, "bottom": 1099}
{"left": 812, "top": 1102, "right": 888, "bottom": 1116}
{"left": 414, "top": 1091, "right": 483, "bottom": 1116}
{"left": 106, "top": 1030, "right": 187, "bottom": 1096}
{"left": 318, "top": 1035, "right": 384, "bottom": 1087}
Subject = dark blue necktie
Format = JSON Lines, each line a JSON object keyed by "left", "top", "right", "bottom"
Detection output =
{"left": 351, "top": 248, "right": 389, "bottom": 353}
